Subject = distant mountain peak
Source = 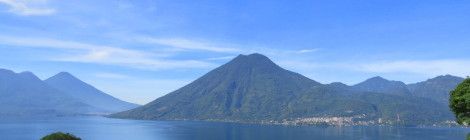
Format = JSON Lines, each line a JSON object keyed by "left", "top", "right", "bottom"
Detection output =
{"left": 433, "top": 74, "right": 463, "bottom": 80}
{"left": 407, "top": 75, "right": 465, "bottom": 104}
{"left": 357, "top": 76, "right": 408, "bottom": 86}
{"left": 0, "top": 68, "right": 15, "bottom": 74}
{"left": 18, "top": 71, "right": 41, "bottom": 81}
{"left": 329, "top": 82, "right": 348, "bottom": 86}
{"left": 353, "top": 76, "right": 410, "bottom": 95}
{"left": 47, "top": 72, "right": 81, "bottom": 82}
{"left": 55, "top": 72, "right": 75, "bottom": 78}
{"left": 45, "top": 71, "right": 139, "bottom": 112}
{"left": 57, "top": 71, "right": 72, "bottom": 76}
{"left": 327, "top": 82, "right": 349, "bottom": 89}
{"left": 368, "top": 76, "right": 388, "bottom": 81}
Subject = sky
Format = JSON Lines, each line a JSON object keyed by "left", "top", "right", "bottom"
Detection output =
{"left": 0, "top": 0, "right": 469, "bottom": 105}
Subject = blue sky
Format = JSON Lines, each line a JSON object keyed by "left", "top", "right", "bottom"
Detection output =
{"left": 0, "top": 0, "right": 469, "bottom": 104}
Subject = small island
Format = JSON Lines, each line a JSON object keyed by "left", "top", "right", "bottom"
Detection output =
{"left": 41, "top": 132, "right": 81, "bottom": 140}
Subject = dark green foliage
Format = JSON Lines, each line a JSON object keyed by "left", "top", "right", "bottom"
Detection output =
{"left": 110, "top": 53, "right": 455, "bottom": 125}
{"left": 41, "top": 132, "right": 80, "bottom": 140}
{"left": 449, "top": 78, "right": 470, "bottom": 125}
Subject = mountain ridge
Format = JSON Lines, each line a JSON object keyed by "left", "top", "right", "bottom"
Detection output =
{"left": 407, "top": 75, "right": 464, "bottom": 104}
{"left": 110, "top": 53, "right": 459, "bottom": 126}
{"left": 352, "top": 76, "right": 411, "bottom": 95}
{"left": 0, "top": 69, "right": 99, "bottom": 116}
{"left": 0, "top": 68, "right": 139, "bottom": 116}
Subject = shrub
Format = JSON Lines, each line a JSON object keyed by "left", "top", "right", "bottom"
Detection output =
{"left": 450, "top": 78, "right": 470, "bottom": 125}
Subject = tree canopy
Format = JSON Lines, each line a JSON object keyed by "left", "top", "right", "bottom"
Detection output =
{"left": 41, "top": 132, "right": 81, "bottom": 140}
{"left": 450, "top": 78, "right": 470, "bottom": 125}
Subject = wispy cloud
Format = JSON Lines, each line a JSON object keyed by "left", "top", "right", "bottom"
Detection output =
{"left": 0, "top": 35, "right": 216, "bottom": 70}
{"left": 296, "top": 48, "right": 319, "bottom": 54}
{"left": 0, "top": 0, "right": 55, "bottom": 16}
{"left": 56, "top": 54, "right": 215, "bottom": 70}
{"left": 244, "top": 47, "right": 322, "bottom": 57}
{"left": 130, "top": 35, "right": 324, "bottom": 59}
{"left": 205, "top": 56, "right": 236, "bottom": 61}
{"left": 0, "top": 35, "right": 143, "bottom": 54}
{"left": 135, "top": 37, "right": 241, "bottom": 53}
{"left": 0, "top": 35, "right": 324, "bottom": 71}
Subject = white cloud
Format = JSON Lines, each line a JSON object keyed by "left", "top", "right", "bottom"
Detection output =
{"left": 296, "top": 48, "right": 319, "bottom": 53}
{"left": 55, "top": 53, "right": 215, "bottom": 70}
{"left": 0, "top": 35, "right": 324, "bottom": 70}
{"left": 243, "top": 47, "right": 321, "bottom": 57}
{"left": 135, "top": 37, "right": 241, "bottom": 53}
{"left": 0, "top": 35, "right": 216, "bottom": 70}
{"left": 0, "top": 0, "right": 55, "bottom": 16}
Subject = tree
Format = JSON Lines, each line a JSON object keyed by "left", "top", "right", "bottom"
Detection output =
{"left": 450, "top": 78, "right": 470, "bottom": 125}
{"left": 41, "top": 132, "right": 81, "bottom": 140}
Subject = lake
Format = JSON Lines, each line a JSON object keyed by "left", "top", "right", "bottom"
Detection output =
{"left": 0, "top": 116, "right": 468, "bottom": 140}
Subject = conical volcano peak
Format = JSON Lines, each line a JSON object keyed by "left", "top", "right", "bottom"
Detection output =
{"left": 228, "top": 53, "right": 278, "bottom": 69}
{"left": 48, "top": 72, "right": 79, "bottom": 81}
{"left": 44, "top": 71, "right": 139, "bottom": 112}
{"left": 56, "top": 72, "right": 73, "bottom": 77}
{"left": 234, "top": 53, "right": 271, "bottom": 61}
{"left": 245, "top": 53, "right": 270, "bottom": 59}
{"left": 45, "top": 72, "right": 87, "bottom": 88}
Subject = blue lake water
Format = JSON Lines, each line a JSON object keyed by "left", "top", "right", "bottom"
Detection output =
{"left": 0, "top": 116, "right": 468, "bottom": 140}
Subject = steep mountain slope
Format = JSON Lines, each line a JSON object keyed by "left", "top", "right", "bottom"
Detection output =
{"left": 45, "top": 72, "right": 139, "bottom": 113}
{"left": 110, "top": 53, "right": 453, "bottom": 125}
{"left": 353, "top": 76, "right": 411, "bottom": 95}
{"left": 111, "top": 53, "right": 324, "bottom": 121}
{"left": 0, "top": 69, "right": 99, "bottom": 116}
{"left": 408, "top": 75, "right": 464, "bottom": 104}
